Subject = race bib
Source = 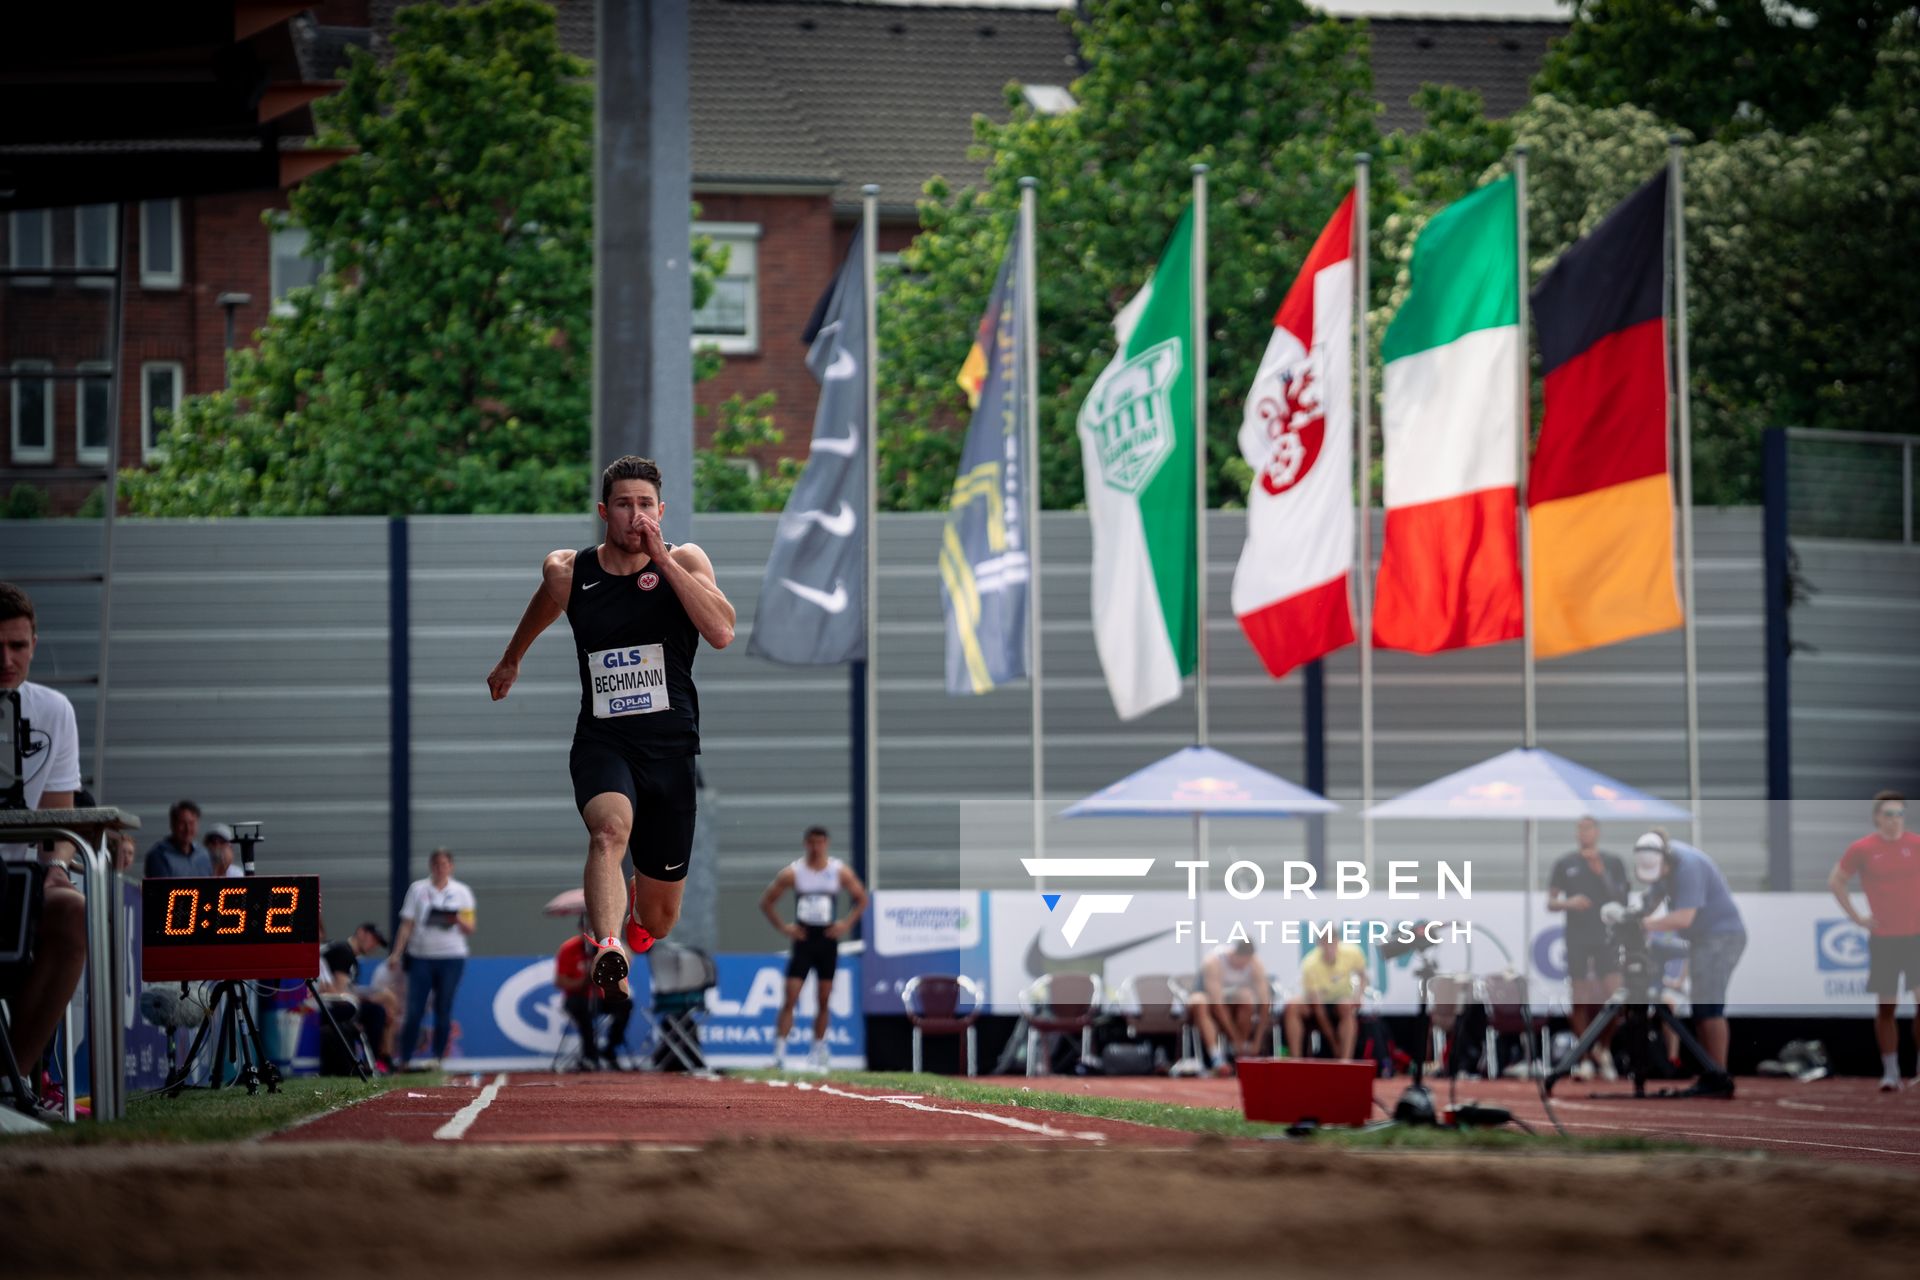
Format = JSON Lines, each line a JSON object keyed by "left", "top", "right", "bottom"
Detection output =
{"left": 797, "top": 893, "right": 834, "bottom": 927}
{"left": 589, "top": 644, "right": 672, "bottom": 719}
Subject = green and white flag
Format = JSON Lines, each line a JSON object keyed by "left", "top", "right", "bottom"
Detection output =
{"left": 1075, "top": 206, "right": 1197, "bottom": 721}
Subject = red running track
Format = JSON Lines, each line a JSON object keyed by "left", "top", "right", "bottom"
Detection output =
{"left": 275, "top": 1073, "right": 1201, "bottom": 1148}
{"left": 274, "top": 1071, "right": 1920, "bottom": 1166}
{"left": 1035, "top": 1074, "right": 1920, "bottom": 1167}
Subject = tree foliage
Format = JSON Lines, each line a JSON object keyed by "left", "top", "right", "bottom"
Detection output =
{"left": 122, "top": 0, "right": 781, "bottom": 517}
{"left": 1519, "top": 14, "right": 1920, "bottom": 502}
{"left": 888, "top": 1, "right": 1917, "bottom": 511}
{"left": 879, "top": 0, "right": 1386, "bottom": 512}
{"left": 1535, "top": 0, "right": 1907, "bottom": 140}
{"left": 127, "top": 0, "right": 594, "bottom": 515}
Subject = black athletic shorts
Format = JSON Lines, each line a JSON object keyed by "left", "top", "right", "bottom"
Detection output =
{"left": 1867, "top": 932, "right": 1920, "bottom": 999}
{"left": 1566, "top": 941, "right": 1619, "bottom": 985}
{"left": 786, "top": 927, "right": 838, "bottom": 982}
{"left": 569, "top": 741, "right": 697, "bottom": 883}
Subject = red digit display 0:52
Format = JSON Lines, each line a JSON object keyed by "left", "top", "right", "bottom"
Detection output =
{"left": 141, "top": 876, "right": 321, "bottom": 981}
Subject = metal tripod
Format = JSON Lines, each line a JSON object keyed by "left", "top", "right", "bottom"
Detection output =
{"left": 1543, "top": 982, "right": 1724, "bottom": 1098}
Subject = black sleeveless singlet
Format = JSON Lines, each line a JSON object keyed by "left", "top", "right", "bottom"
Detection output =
{"left": 565, "top": 544, "right": 701, "bottom": 757}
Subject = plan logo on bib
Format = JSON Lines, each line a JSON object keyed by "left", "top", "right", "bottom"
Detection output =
{"left": 1082, "top": 337, "right": 1181, "bottom": 495}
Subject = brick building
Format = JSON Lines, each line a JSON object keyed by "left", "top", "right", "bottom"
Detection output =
{"left": 2, "top": 1, "right": 1562, "bottom": 512}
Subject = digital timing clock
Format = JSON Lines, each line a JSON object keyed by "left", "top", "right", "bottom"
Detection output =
{"left": 141, "top": 875, "right": 322, "bottom": 981}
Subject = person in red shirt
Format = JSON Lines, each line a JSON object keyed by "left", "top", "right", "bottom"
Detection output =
{"left": 555, "top": 919, "right": 633, "bottom": 1071}
{"left": 1828, "top": 791, "right": 1920, "bottom": 1090}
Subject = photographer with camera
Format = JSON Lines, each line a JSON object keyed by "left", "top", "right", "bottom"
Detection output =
{"left": 1547, "top": 816, "right": 1629, "bottom": 1081}
{"left": 1828, "top": 791, "right": 1920, "bottom": 1091}
{"left": 1613, "top": 830, "right": 1745, "bottom": 1097}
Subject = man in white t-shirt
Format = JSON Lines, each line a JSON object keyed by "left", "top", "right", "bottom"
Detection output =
{"left": 2, "top": 583, "right": 86, "bottom": 1090}
{"left": 386, "top": 847, "right": 476, "bottom": 1069}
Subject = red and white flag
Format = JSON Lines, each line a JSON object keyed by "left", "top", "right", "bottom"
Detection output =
{"left": 1231, "top": 192, "right": 1357, "bottom": 678}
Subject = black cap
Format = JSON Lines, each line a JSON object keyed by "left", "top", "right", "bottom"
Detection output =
{"left": 358, "top": 922, "right": 391, "bottom": 948}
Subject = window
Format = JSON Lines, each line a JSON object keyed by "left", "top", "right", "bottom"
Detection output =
{"left": 141, "top": 361, "right": 184, "bottom": 461}
{"left": 1020, "top": 84, "right": 1077, "bottom": 115}
{"left": 271, "top": 226, "right": 323, "bottom": 314}
{"left": 692, "top": 222, "right": 760, "bottom": 354}
{"left": 9, "top": 361, "right": 54, "bottom": 464}
{"left": 8, "top": 210, "right": 52, "bottom": 286}
{"left": 140, "top": 199, "right": 182, "bottom": 289}
{"left": 77, "top": 362, "right": 113, "bottom": 465}
{"left": 74, "top": 204, "right": 117, "bottom": 286}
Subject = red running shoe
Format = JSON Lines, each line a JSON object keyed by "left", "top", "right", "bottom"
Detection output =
{"left": 625, "top": 881, "right": 657, "bottom": 957}
{"left": 589, "top": 935, "right": 630, "bottom": 1000}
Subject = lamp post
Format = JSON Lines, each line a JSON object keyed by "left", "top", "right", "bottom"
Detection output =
{"left": 215, "top": 292, "right": 250, "bottom": 387}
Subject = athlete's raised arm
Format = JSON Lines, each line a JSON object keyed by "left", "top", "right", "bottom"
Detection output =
{"left": 488, "top": 548, "right": 576, "bottom": 701}
{"left": 659, "top": 536, "right": 736, "bottom": 650}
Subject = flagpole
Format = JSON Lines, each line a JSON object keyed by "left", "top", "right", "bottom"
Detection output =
{"left": 1191, "top": 164, "right": 1211, "bottom": 748}
{"left": 1191, "top": 163, "right": 1209, "bottom": 976}
{"left": 1020, "top": 177, "right": 1046, "bottom": 870}
{"left": 1514, "top": 147, "right": 1537, "bottom": 986}
{"left": 1354, "top": 155, "right": 1376, "bottom": 885}
{"left": 1669, "top": 137, "right": 1704, "bottom": 849}
{"left": 862, "top": 184, "right": 881, "bottom": 893}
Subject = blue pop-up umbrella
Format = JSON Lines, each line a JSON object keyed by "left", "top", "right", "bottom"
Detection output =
{"left": 1060, "top": 745, "right": 1341, "bottom": 819}
{"left": 1057, "top": 746, "right": 1339, "bottom": 973}
{"left": 1364, "top": 748, "right": 1691, "bottom": 822}
{"left": 1366, "top": 747, "right": 1691, "bottom": 984}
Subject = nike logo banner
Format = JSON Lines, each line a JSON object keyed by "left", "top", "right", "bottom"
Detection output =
{"left": 749, "top": 231, "right": 870, "bottom": 666}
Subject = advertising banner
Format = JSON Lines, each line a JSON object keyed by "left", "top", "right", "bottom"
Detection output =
{"left": 871, "top": 888, "right": 1908, "bottom": 1018}
{"left": 285, "top": 951, "right": 865, "bottom": 1072}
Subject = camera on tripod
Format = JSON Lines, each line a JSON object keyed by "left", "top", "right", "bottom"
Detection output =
{"left": 1601, "top": 888, "right": 1667, "bottom": 1003}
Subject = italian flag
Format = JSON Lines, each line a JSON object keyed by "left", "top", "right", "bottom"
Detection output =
{"left": 1231, "top": 191, "right": 1357, "bottom": 679}
{"left": 1076, "top": 207, "right": 1196, "bottom": 721}
{"left": 1375, "top": 177, "right": 1524, "bottom": 653}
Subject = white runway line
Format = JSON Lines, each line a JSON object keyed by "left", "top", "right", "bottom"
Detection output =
{"left": 812, "top": 1083, "right": 1110, "bottom": 1143}
{"left": 730, "top": 1074, "right": 1112, "bottom": 1142}
{"left": 434, "top": 1073, "right": 508, "bottom": 1141}
{"left": 1566, "top": 1119, "right": 1918, "bottom": 1159}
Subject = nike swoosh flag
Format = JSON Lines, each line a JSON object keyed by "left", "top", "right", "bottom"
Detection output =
{"left": 749, "top": 232, "right": 869, "bottom": 665}
{"left": 942, "top": 241, "right": 1032, "bottom": 695}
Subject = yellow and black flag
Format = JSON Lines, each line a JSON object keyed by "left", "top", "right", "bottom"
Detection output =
{"left": 941, "top": 244, "right": 1031, "bottom": 695}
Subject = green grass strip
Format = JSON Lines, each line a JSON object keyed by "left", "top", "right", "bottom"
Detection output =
{"left": 4, "top": 1072, "right": 443, "bottom": 1147}
{"left": 737, "top": 1069, "right": 1688, "bottom": 1153}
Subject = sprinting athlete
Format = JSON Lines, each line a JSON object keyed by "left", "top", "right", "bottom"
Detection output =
{"left": 488, "top": 456, "right": 735, "bottom": 996}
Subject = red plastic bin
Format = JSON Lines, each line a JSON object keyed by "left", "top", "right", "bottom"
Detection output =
{"left": 1234, "top": 1057, "right": 1376, "bottom": 1128}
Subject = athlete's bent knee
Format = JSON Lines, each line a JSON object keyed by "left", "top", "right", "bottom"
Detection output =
{"left": 587, "top": 821, "right": 629, "bottom": 860}
{"left": 639, "top": 896, "right": 679, "bottom": 939}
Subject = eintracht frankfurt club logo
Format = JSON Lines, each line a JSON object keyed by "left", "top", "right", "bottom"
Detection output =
{"left": 1253, "top": 351, "right": 1326, "bottom": 497}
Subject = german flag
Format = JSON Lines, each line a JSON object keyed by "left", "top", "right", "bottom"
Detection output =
{"left": 1528, "top": 172, "right": 1683, "bottom": 659}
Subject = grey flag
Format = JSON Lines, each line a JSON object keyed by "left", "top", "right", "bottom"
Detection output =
{"left": 748, "top": 233, "right": 868, "bottom": 665}
{"left": 941, "top": 242, "right": 1031, "bottom": 694}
